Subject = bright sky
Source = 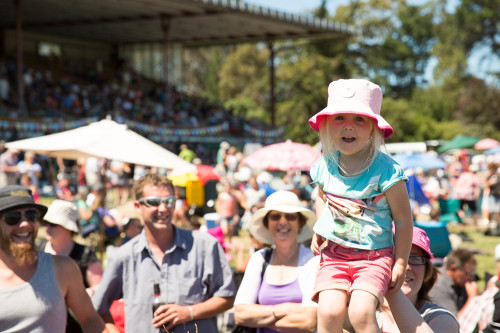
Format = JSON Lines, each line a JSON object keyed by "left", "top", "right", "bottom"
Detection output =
{"left": 248, "top": 0, "right": 348, "bottom": 15}
{"left": 247, "top": 0, "right": 499, "bottom": 86}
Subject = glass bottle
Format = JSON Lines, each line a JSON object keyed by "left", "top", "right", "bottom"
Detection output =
{"left": 152, "top": 280, "right": 165, "bottom": 316}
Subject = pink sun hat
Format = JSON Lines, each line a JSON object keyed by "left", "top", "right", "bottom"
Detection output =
{"left": 412, "top": 226, "right": 434, "bottom": 259}
{"left": 308, "top": 79, "right": 394, "bottom": 139}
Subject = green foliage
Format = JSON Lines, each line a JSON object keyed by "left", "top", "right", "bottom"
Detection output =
{"left": 184, "top": 0, "right": 500, "bottom": 144}
{"left": 218, "top": 44, "right": 269, "bottom": 118}
{"left": 224, "top": 97, "right": 267, "bottom": 123}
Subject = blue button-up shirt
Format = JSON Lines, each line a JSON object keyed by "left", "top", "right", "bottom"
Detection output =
{"left": 92, "top": 227, "right": 236, "bottom": 332}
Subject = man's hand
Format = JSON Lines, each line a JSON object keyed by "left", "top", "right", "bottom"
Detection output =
{"left": 152, "top": 304, "right": 192, "bottom": 330}
{"left": 464, "top": 280, "right": 479, "bottom": 298}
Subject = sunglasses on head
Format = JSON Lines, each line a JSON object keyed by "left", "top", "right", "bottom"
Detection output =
{"left": 267, "top": 212, "right": 299, "bottom": 222}
{"left": 3, "top": 209, "right": 41, "bottom": 226}
{"left": 138, "top": 196, "right": 176, "bottom": 208}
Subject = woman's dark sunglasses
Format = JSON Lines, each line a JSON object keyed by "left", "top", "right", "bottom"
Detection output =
{"left": 138, "top": 196, "right": 176, "bottom": 208}
{"left": 408, "top": 256, "right": 428, "bottom": 266}
{"left": 3, "top": 209, "right": 41, "bottom": 226}
{"left": 268, "top": 212, "right": 299, "bottom": 221}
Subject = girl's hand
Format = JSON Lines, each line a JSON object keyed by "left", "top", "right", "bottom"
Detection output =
{"left": 310, "top": 233, "right": 324, "bottom": 255}
{"left": 387, "top": 262, "right": 406, "bottom": 294}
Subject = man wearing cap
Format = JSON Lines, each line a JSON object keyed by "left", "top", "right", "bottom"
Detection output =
{"left": 0, "top": 185, "right": 114, "bottom": 333}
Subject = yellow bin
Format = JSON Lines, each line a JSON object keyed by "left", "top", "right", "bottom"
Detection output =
{"left": 168, "top": 172, "right": 205, "bottom": 207}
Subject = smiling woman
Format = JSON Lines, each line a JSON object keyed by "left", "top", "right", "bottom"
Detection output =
{"left": 234, "top": 191, "right": 319, "bottom": 333}
{"left": 365, "top": 227, "right": 459, "bottom": 333}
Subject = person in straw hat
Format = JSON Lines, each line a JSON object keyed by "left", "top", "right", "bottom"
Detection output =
{"left": 234, "top": 190, "right": 319, "bottom": 333}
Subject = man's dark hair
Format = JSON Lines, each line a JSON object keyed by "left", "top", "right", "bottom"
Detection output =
{"left": 445, "top": 248, "right": 477, "bottom": 270}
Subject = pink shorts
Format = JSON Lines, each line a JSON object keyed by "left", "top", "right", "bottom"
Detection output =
{"left": 313, "top": 241, "right": 394, "bottom": 305}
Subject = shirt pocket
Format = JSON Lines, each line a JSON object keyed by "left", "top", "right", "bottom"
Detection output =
{"left": 178, "top": 277, "right": 204, "bottom": 304}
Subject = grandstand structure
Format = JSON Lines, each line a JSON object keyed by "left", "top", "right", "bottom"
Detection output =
{"left": 0, "top": 0, "right": 356, "bottom": 147}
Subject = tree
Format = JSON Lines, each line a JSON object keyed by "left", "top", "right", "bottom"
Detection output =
{"left": 218, "top": 44, "right": 269, "bottom": 121}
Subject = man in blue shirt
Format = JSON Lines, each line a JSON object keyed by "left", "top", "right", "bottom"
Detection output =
{"left": 92, "top": 174, "right": 236, "bottom": 332}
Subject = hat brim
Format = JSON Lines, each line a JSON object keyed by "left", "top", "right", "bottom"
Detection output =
{"left": 3, "top": 203, "right": 48, "bottom": 217}
{"left": 249, "top": 205, "right": 316, "bottom": 245}
{"left": 309, "top": 106, "right": 393, "bottom": 139}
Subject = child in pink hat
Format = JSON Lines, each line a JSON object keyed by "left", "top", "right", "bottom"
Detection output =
{"left": 308, "top": 79, "right": 413, "bottom": 333}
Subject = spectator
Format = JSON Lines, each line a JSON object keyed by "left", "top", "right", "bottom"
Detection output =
{"left": 0, "top": 148, "right": 19, "bottom": 186}
{"left": 55, "top": 174, "right": 74, "bottom": 200}
{"left": 453, "top": 164, "right": 482, "bottom": 231}
{"left": 17, "top": 151, "right": 42, "bottom": 188}
{"left": 241, "top": 176, "right": 266, "bottom": 231}
{"left": 217, "top": 141, "right": 230, "bottom": 168}
{"left": 346, "top": 226, "right": 459, "bottom": 332}
{"left": 216, "top": 179, "right": 239, "bottom": 242}
{"left": 178, "top": 144, "right": 196, "bottom": 163}
{"left": 19, "top": 174, "right": 41, "bottom": 203}
{"left": 36, "top": 199, "right": 104, "bottom": 333}
{"left": 234, "top": 191, "right": 318, "bottom": 333}
{"left": 429, "top": 248, "right": 479, "bottom": 317}
{"left": 117, "top": 217, "right": 143, "bottom": 245}
{"left": 0, "top": 185, "right": 114, "bottom": 332}
{"left": 108, "top": 160, "right": 133, "bottom": 206}
{"left": 92, "top": 173, "right": 236, "bottom": 333}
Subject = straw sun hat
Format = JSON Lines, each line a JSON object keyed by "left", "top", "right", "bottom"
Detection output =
{"left": 249, "top": 191, "right": 316, "bottom": 245}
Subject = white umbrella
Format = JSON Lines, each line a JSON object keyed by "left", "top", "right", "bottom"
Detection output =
{"left": 6, "top": 118, "right": 195, "bottom": 175}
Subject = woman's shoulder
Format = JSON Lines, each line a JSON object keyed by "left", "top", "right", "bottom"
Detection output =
{"left": 419, "top": 301, "right": 458, "bottom": 322}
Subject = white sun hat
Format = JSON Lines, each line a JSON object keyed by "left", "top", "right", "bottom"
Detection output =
{"left": 43, "top": 199, "right": 80, "bottom": 233}
{"left": 249, "top": 191, "right": 316, "bottom": 245}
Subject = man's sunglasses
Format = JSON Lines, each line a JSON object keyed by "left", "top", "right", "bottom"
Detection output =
{"left": 3, "top": 209, "right": 41, "bottom": 226}
{"left": 138, "top": 196, "right": 176, "bottom": 208}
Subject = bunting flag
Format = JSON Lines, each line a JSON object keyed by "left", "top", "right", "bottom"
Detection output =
{"left": 0, "top": 117, "right": 232, "bottom": 137}
{"left": 243, "top": 124, "right": 285, "bottom": 138}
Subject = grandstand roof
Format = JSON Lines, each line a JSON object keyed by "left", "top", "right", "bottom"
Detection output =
{"left": 1, "top": 0, "right": 357, "bottom": 46}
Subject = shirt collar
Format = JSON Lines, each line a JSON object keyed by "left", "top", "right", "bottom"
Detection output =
{"left": 133, "top": 225, "right": 188, "bottom": 255}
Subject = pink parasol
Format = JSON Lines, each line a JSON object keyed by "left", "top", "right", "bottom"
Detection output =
{"left": 474, "top": 138, "right": 500, "bottom": 150}
{"left": 195, "top": 164, "right": 220, "bottom": 184}
{"left": 242, "top": 140, "right": 322, "bottom": 171}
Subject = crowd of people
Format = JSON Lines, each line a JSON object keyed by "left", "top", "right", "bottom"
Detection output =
{"left": 2, "top": 76, "right": 500, "bottom": 333}
{"left": 0, "top": 58, "right": 275, "bottom": 144}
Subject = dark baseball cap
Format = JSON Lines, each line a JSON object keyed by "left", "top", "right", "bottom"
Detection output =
{"left": 0, "top": 185, "right": 48, "bottom": 216}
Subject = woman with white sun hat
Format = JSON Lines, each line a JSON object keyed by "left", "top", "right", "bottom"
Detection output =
{"left": 234, "top": 191, "right": 319, "bottom": 333}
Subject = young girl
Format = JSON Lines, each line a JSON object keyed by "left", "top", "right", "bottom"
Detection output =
{"left": 308, "top": 79, "right": 413, "bottom": 333}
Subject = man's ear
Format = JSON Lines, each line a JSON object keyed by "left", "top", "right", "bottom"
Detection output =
{"left": 133, "top": 200, "right": 141, "bottom": 212}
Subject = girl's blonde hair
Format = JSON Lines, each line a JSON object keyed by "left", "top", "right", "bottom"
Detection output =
{"left": 318, "top": 115, "right": 385, "bottom": 169}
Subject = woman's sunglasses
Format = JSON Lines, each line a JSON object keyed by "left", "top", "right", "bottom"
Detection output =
{"left": 3, "top": 209, "right": 41, "bottom": 226}
{"left": 408, "top": 256, "right": 428, "bottom": 266}
{"left": 268, "top": 212, "right": 299, "bottom": 221}
{"left": 138, "top": 196, "right": 176, "bottom": 208}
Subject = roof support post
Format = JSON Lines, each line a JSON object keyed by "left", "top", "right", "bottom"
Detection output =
{"left": 0, "top": 27, "right": 5, "bottom": 58}
{"left": 14, "top": 0, "right": 25, "bottom": 117}
{"left": 161, "top": 15, "right": 171, "bottom": 113}
{"left": 268, "top": 40, "right": 276, "bottom": 126}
